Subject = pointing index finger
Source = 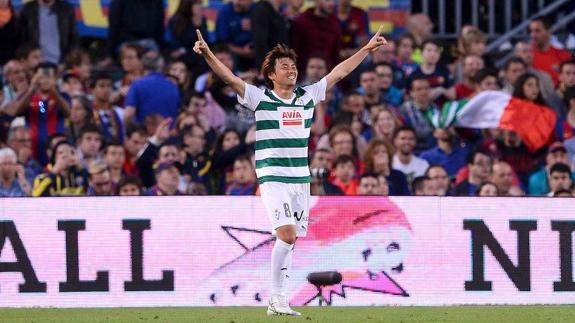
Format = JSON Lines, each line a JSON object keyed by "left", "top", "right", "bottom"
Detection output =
{"left": 375, "top": 25, "right": 384, "bottom": 38}
{"left": 196, "top": 29, "right": 204, "bottom": 42}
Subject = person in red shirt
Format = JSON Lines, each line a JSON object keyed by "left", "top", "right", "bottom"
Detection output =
{"left": 330, "top": 154, "right": 358, "bottom": 195}
{"left": 455, "top": 55, "right": 484, "bottom": 99}
{"left": 337, "top": 0, "right": 369, "bottom": 59}
{"left": 290, "top": 0, "right": 342, "bottom": 76}
{"left": 529, "top": 16, "right": 572, "bottom": 86}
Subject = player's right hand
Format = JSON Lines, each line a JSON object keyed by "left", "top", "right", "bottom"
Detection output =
{"left": 193, "top": 29, "right": 209, "bottom": 56}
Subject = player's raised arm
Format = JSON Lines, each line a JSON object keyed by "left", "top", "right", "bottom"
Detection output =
{"left": 325, "top": 26, "right": 387, "bottom": 91}
{"left": 193, "top": 29, "right": 246, "bottom": 98}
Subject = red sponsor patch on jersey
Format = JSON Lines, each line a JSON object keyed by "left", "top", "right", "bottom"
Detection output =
{"left": 281, "top": 110, "right": 303, "bottom": 126}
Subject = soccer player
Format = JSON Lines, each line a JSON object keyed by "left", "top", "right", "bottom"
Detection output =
{"left": 194, "top": 28, "right": 386, "bottom": 315}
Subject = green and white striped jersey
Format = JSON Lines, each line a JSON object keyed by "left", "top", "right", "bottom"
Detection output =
{"left": 237, "top": 78, "right": 327, "bottom": 184}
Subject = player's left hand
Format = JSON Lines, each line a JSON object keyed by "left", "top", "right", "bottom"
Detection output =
{"left": 364, "top": 25, "right": 387, "bottom": 52}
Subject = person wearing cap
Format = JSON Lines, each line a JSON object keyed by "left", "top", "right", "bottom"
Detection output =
{"left": 528, "top": 142, "right": 575, "bottom": 196}
{"left": 145, "top": 161, "right": 181, "bottom": 196}
{"left": 86, "top": 160, "right": 113, "bottom": 196}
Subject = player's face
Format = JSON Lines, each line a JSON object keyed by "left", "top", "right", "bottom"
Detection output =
{"left": 271, "top": 57, "right": 297, "bottom": 87}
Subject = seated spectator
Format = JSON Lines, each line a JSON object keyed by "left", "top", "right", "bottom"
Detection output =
{"left": 392, "top": 126, "right": 429, "bottom": 184}
{"left": 60, "top": 71, "right": 83, "bottom": 97}
{"left": 394, "top": 33, "right": 419, "bottom": 77}
{"left": 425, "top": 164, "right": 451, "bottom": 196}
{"left": 166, "top": 59, "right": 194, "bottom": 101}
{"left": 63, "top": 49, "right": 92, "bottom": 90}
{"left": 103, "top": 141, "right": 126, "bottom": 185}
{"left": 113, "top": 44, "right": 145, "bottom": 106}
{"left": 400, "top": 76, "right": 437, "bottom": 152}
{"left": 117, "top": 175, "right": 143, "bottom": 196}
{"left": 412, "top": 175, "right": 435, "bottom": 196}
{"left": 5, "top": 62, "right": 70, "bottom": 165}
{"left": 310, "top": 148, "right": 342, "bottom": 196}
{"left": 558, "top": 60, "right": 575, "bottom": 99}
{"left": 375, "top": 63, "right": 403, "bottom": 107}
{"left": 408, "top": 39, "right": 455, "bottom": 106}
{"left": 330, "top": 155, "right": 358, "bottom": 195}
{"left": 553, "top": 189, "right": 573, "bottom": 198}
{"left": 6, "top": 126, "right": 43, "bottom": 185}
{"left": 44, "top": 132, "right": 67, "bottom": 166}
{"left": 513, "top": 73, "right": 549, "bottom": 107}
{"left": 215, "top": 0, "right": 254, "bottom": 71}
{"left": 368, "top": 106, "right": 401, "bottom": 143}
{"left": 226, "top": 155, "right": 257, "bottom": 195}
{"left": 181, "top": 125, "right": 210, "bottom": 186}
{"left": 123, "top": 125, "right": 147, "bottom": 176}
{"left": 420, "top": 128, "right": 472, "bottom": 177}
{"left": 501, "top": 57, "right": 527, "bottom": 94}
{"left": 32, "top": 141, "right": 88, "bottom": 197}
{"left": 454, "top": 150, "right": 492, "bottom": 196}
{"left": 363, "top": 139, "right": 410, "bottom": 195}
{"left": 454, "top": 55, "right": 484, "bottom": 99}
{"left": 16, "top": 43, "right": 42, "bottom": 78}
{"left": 473, "top": 68, "right": 499, "bottom": 92}
{"left": 146, "top": 161, "right": 181, "bottom": 196}
{"left": 1, "top": 60, "right": 30, "bottom": 110}
{"left": 555, "top": 86, "right": 575, "bottom": 141}
{"left": 86, "top": 160, "right": 113, "bottom": 196}
{"left": 358, "top": 69, "right": 384, "bottom": 109}
{"left": 77, "top": 125, "right": 103, "bottom": 169}
{"left": 490, "top": 161, "right": 523, "bottom": 196}
{"left": 547, "top": 163, "right": 573, "bottom": 197}
{"left": 476, "top": 181, "right": 499, "bottom": 196}
{"left": 65, "top": 94, "right": 92, "bottom": 145}
{"left": 0, "top": 147, "right": 30, "bottom": 197}
{"left": 528, "top": 142, "right": 575, "bottom": 195}
{"left": 91, "top": 73, "right": 125, "bottom": 143}
{"left": 125, "top": 55, "right": 180, "bottom": 125}
{"left": 186, "top": 180, "right": 209, "bottom": 195}
{"left": 357, "top": 173, "right": 382, "bottom": 196}
{"left": 209, "top": 128, "right": 249, "bottom": 194}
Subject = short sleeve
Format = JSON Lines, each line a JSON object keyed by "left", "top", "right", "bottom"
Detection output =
{"left": 237, "top": 83, "right": 265, "bottom": 112}
{"left": 302, "top": 77, "right": 327, "bottom": 104}
{"left": 125, "top": 83, "right": 138, "bottom": 108}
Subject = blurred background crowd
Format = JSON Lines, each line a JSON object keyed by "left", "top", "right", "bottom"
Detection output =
{"left": 0, "top": 0, "right": 574, "bottom": 198}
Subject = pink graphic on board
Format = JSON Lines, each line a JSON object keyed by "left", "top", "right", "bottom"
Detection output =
{"left": 201, "top": 196, "right": 412, "bottom": 306}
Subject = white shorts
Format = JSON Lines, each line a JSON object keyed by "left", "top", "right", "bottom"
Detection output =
{"left": 259, "top": 182, "right": 310, "bottom": 237}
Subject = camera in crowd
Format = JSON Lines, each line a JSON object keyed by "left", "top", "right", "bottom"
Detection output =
{"left": 310, "top": 168, "right": 329, "bottom": 182}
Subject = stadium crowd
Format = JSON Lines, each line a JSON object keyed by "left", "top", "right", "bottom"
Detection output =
{"left": 0, "top": 0, "right": 574, "bottom": 198}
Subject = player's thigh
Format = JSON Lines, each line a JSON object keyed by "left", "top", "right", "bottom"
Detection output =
{"left": 260, "top": 182, "right": 297, "bottom": 229}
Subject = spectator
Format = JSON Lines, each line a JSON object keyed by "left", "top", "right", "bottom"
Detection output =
{"left": 375, "top": 63, "right": 403, "bottom": 107}
{"left": 186, "top": 180, "right": 209, "bottom": 195}
{"left": 60, "top": 71, "right": 83, "bottom": 97}
{"left": 103, "top": 141, "right": 126, "bottom": 185}
{"left": 363, "top": 138, "right": 410, "bottom": 195}
{"left": 357, "top": 172, "right": 381, "bottom": 196}
{"left": 215, "top": 0, "right": 255, "bottom": 71}
{"left": 309, "top": 148, "right": 342, "bottom": 195}
{"left": 558, "top": 60, "right": 575, "bottom": 99}
{"left": 0, "top": 147, "right": 30, "bottom": 197}
{"left": 86, "top": 160, "right": 113, "bottom": 196}
{"left": 528, "top": 141, "right": 574, "bottom": 195}
{"left": 420, "top": 128, "right": 472, "bottom": 177}
{"left": 107, "top": 0, "right": 164, "bottom": 60}
{"left": 123, "top": 125, "right": 147, "bottom": 176}
{"left": 358, "top": 69, "right": 383, "bottom": 109}
{"left": 146, "top": 161, "right": 181, "bottom": 196}
{"left": 63, "top": 49, "right": 92, "bottom": 90}
{"left": 77, "top": 125, "right": 102, "bottom": 169}
{"left": 363, "top": 40, "right": 405, "bottom": 89}
{"left": 5, "top": 62, "right": 70, "bottom": 165}
{"left": 330, "top": 154, "right": 357, "bottom": 195}
{"left": 166, "top": 0, "right": 208, "bottom": 76}
{"left": 91, "top": 73, "right": 125, "bottom": 143}
{"left": 124, "top": 55, "right": 180, "bottom": 125}
{"left": 117, "top": 175, "right": 142, "bottom": 196}
{"left": 0, "top": 0, "right": 20, "bottom": 66}
{"left": 553, "top": 189, "right": 573, "bottom": 197}
{"left": 325, "top": 125, "right": 362, "bottom": 167}
{"left": 303, "top": 56, "right": 327, "bottom": 84}
{"left": 473, "top": 68, "right": 499, "bottom": 92}
{"left": 166, "top": 59, "right": 194, "bottom": 101}
{"left": 455, "top": 55, "right": 484, "bottom": 99}
{"left": 44, "top": 132, "right": 67, "bottom": 166}
{"left": 1, "top": 60, "right": 29, "bottom": 110}
{"left": 181, "top": 125, "right": 210, "bottom": 186}
{"left": 336, "top": 0, "right": 369, "bottom": 59}
{"left": 114, "top": 44, "right": 145, "bottom": 106}
{"left": 547, "top": 163, "right": 573, "bottom": 197}
{"left": 209, "top": 128, "right": 248, "bottom": 194}
{"left": 16, "top": 43, "right": 42, "bottom": 77}
{"left": 394, "top": 33, "right": 418, "bottom": 77}
{"left": 65, "top": 94, "right": 92, "bottom": 144}
{"left": 284, "top": 0, "right": 303, "bottom": 20}
{"left": 425, "top": 164, "right": 451, "bottom": 196}
{"left": 514, "top": 40, "right": 563, "bottom": 114}
{"left": 32, "top": 141, "right": 87, "bottom": 197}
{"left": 369, "top": 107, "right": 401, "bottom": 143}
{"left": 183, "top": 92, "right": 218, "bottom": 133}
{"left": 408, "top": 39, "right": 455, "bottom": 106}
{"left": 490, "top": 161, "right": 520, "bottom": 196}
{"left": 226, "top": 155, "right": 257, "bottom": 195}
{"left": 454, "top": 150, "right": 492, "bottom": 196}
{"left": 19, "top": 0, "right": 78, "bottom": 64}
{"left": 556, "top": 86, "right": 575, "bottom": 142}
{"left": 529, "top": 16, "right": 572, "bottom": 86}
{"left": 250, "top": 0, "right": 289, "bottom": 69}
{"left": 405, "top": 13, "right": 434, "bottom": 64}
{"left": 6, "top": 126, "right": 43, "bottom": 184}
{"left": 501, "top": 57, "right": 527, "bottom": 94}
{"left": 477, "top": 181, "right": 499, "bottom": 196}
{"left": 513, "top": 73, "right": 548, "bottom": 107}
{"left": 412, "top": 175, "right": 435, "bottom": 196}
{"left": 291, "top": 0, "right": 342, "bottom": 75}
{"left": 399, "top": 77, "right": 437, "bottom": 152}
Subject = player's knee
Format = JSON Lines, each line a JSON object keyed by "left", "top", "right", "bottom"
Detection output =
{"left": 276, "top": 227, "right": 297, "bottom": 245}
{"left": 280, "top": 234, "right": 297, "bottom": 245}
